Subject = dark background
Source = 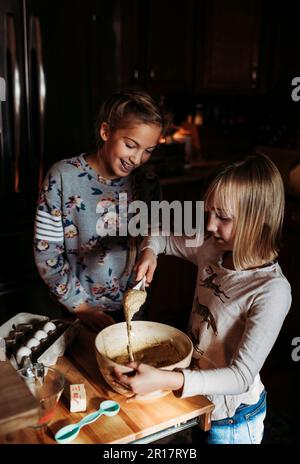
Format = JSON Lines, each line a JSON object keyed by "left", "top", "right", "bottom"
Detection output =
{"left": 0, "top": 0, "right": 299, "bottom": 443}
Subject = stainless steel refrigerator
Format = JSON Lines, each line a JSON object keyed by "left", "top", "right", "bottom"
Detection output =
{"left": 0, "top": 0, "right": 120, "bottom": 318}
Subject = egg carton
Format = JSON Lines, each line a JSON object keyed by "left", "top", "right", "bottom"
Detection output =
{"left": 0, "top": 312, "right": 80, "bottom": 369}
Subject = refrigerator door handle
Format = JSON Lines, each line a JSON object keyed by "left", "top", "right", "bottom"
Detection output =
{"left": 0, "top": 77, "right": 6, "bottom": 192}
{"left": 7, "top": 15, "right": 21, "bottom": 193}
{"left": 29, "top": 16, "right": 46, "bottom": 189}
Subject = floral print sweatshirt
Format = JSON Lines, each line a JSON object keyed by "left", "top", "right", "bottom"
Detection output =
{"left": 34, "top": 154, "right": 160, "bottom": 313}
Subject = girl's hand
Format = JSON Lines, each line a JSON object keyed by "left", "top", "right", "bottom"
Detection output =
{"left": 113, "top": 362, "right": 184, "bottom": 397}
{"left": 74, "top": 303, "right": 115, "bottom": 332}
{"left": 134, "top": 249, "right": 157, "bottom": 286}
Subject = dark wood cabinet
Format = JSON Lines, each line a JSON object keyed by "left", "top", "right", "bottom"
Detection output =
{"left": 120, "top": 0, "right": 195, "bottom": 95}
{"left": 119, "top": 0, "right": 144, "bottom": 90}
{"left": 120, "top": 0, "right": 269, "bottom": 96}
{"left": 145, "top": 0, "right": 195, "bottom": 94}
{"left": 268, "top": 4, "right": 300, "bottom": 92}
{"left": 197, "top": 0, "right": 262, "bottom": 92}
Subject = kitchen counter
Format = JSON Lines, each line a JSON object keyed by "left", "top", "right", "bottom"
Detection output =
{"left": 160, "top": 160, "right": 222, "bottom": 186}
{"left": 159, "top": 149, "right": 300, "bottom": 198}
{"left": 0, "top": 324, "right": 214, "bottom": 445}
{"left": 0, "top": 361, "right": 39, "bottom": 435}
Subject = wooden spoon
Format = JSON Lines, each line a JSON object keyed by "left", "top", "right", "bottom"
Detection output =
{"left": 123, "top": 277, "right": 147, "bottom": 362}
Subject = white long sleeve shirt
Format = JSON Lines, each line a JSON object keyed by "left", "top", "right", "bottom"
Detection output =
{"left": 143, "top": 234, "right": 292, "bottom": 420}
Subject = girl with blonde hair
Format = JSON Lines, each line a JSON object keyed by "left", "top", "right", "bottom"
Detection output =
{"left": 114, "top": 153, "right": 292, "bottom": 444}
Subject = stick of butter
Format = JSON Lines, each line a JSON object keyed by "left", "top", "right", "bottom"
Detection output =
{"left": 70, "top": 384, "right": 87, "bottom": 412}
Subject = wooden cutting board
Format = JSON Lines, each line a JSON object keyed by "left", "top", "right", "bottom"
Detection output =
{"left": 0, "top": 361, "right": 39, "bottom": 435}
{"left": 0, "top": 325, "right": 214, "bottom": 444}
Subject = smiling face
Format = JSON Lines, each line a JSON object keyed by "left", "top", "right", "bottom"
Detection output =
{"left": 205, "top": 201, "right": 236, "bottom": 251}
{"left": 98, "top": 121, "right": 162, "bottom": 178}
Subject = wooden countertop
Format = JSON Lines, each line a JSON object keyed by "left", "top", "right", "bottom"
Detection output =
{"left": 0, "top": 325, "right": 214, "bottom": 444}
{"left": 0, "top": 361, "right": 39, "bottom": 435}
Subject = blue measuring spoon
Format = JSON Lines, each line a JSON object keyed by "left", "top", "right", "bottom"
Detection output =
{"left": 55, "top": 400, "right": 120, "bottom": 444}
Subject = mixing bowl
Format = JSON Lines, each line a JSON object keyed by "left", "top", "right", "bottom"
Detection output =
{"left": 95, "top": 321, "right": 193, "bottom": 398}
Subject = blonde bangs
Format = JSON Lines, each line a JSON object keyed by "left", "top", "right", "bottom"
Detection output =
{"left": 204, "top": 173, "right": 239, "bottom": 219}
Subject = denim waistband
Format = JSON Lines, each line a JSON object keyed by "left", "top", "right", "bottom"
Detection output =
{"left": 211, "top": 390, "right": 267, "bottom": 426}
{"left": 235, "top": 389, "right": 267, "bottom": 416}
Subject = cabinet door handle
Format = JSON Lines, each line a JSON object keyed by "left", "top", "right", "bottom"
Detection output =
{"left": 149, "top": 68, "right": 155, "bottom": 80}
{"left": 251, "top": 66, "right": 258, "bottom": 87}
{"left": 7, "top": 14, "right": 21, "bottom": 193}
{"left": 29, "top": 16, "right": 46, "bottom": 189}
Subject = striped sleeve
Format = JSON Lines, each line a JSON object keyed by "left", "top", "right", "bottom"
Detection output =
{"left": 33, "top": 166, "right": 89, "bottom": 311}
{"left": 35, "top": 210, "right": 64, "bottom": 242}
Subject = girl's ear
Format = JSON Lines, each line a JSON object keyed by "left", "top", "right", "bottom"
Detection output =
{"left": 99, "top": 122, "right": 110, "bottom": 141}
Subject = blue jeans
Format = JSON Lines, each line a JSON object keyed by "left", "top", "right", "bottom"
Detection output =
{"left": 206, "top": 390, "right": 267, "bottom": 444}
